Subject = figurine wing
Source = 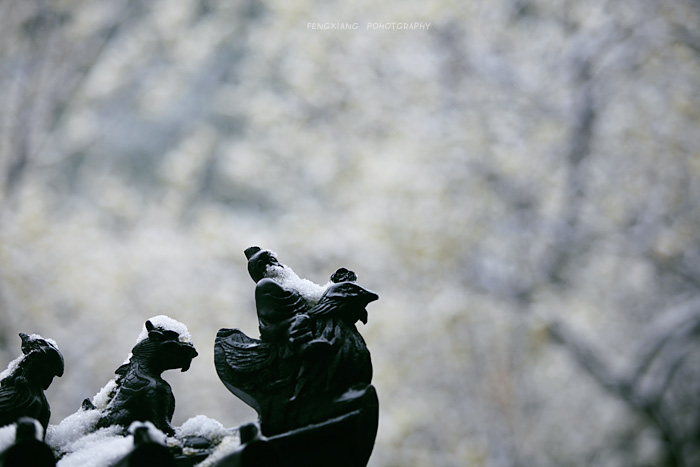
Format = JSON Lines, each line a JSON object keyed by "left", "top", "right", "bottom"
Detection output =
{"left": 116, "top": 370, "right": 153, "bottom": 396}
{"left": 214, "top": 329, "right": 278, "bottom": 412}
{"left": 215, "top": 329, "right": 275, "bottom": 372}
{"left": 0, "top": 381, "right": 37, "bottom": 427}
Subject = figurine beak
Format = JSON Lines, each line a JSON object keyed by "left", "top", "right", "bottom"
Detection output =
{"left": 365, "top": 290, "right": 379, "bottom": 303}
{"left": 181, "top": 346, "right": 198, "bottom": 372}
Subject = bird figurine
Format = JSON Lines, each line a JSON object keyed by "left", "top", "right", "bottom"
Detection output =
{"left": 0, "top": 333, "right": 64, "bottom": 432}
{"left": 214, "top": 247, "right": 380, "bottom": 467}
{"left": 94, "top": 318, "right": 198, "bottom": 436}
{"left": 216, "top": 247, "right": 378, "bottom": 432}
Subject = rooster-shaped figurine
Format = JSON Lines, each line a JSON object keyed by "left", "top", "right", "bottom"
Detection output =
{"left": 215, "top": 247, "right": 379, "bottom": 467}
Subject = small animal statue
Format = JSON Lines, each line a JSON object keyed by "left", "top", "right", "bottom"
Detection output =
{"left": 0, "top": 333, "right": 64, "bottom": 432}
{"left": 92, "top": 318, "right": 198, "bottom": 436}
{"left": 0, "top": 417, "right": 56, "bottom": 467}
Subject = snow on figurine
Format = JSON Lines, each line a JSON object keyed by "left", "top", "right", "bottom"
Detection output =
{"left": 214, "top": 247, "right": 380, "bottom": 467}
{"left": 0, "top": 333, "right": 64, "bottom": 432}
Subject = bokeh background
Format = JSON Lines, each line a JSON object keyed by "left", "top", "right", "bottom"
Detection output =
{"left": 2, "top": 1, "right": 700, "bottom": 466}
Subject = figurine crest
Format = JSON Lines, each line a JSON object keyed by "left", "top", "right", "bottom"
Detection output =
{"left": 0, "top": 333, "right": 64, "bottom": 432}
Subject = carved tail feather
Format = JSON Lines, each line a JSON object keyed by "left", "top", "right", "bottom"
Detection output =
{"left": 214, "top": 329, "right": 278, "bottom": 413}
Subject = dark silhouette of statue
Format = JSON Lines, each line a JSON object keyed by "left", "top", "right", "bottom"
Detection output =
{"left": 0, "top": 417, "right": 56, "bottom": 467}
{"left": 215, "top": 247, "right": 379, "bottom": 466}
{"left": 91, "top": 319, "right": 198, "bottom": 436}
{"left": 113, "top": 424, "right": 176, "bottom": 467}
{"left": 0, "top": 333, "right": 64, "bottom": 432}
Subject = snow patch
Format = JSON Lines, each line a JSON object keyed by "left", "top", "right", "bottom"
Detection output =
{"left": 265, "top": 263, "right": 329, "bottom": 306}
{"left": 135, "top": 315, "right": 192, "bottom": 344}
{"left": 47, "top": 413, "right": 171, "bottom": 466}
{"left": 177, "top": 415, "right": 228, "bottom": 443}
{"left": 46, "top": 408, "right": 103, "bottom": 454}
{"left": 91, "top": 379, "right": 118, "bottom": 409}
{"left": 0, "top": 424, "right": 16, "bottom": 453}
{"left": 0, "top": 354, "right": 24, "bottom": 382}
{"left": 56, "top": 430, "right": 132, "bottom": 467}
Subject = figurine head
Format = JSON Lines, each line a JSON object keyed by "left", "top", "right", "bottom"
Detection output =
{"left": 131, "top": 320, "right": 198, "bottom": 373}
{"left": 316, "top": 282, "right": 379, "bottom": 325}
{"left": 322, "top": 282, "right": 378, "bottom": 307}
{"left": 16, "top": 333, "right": 64, "bottom": 390}
{"left": 245, "top": 246, "right": 281, "bottom": 283}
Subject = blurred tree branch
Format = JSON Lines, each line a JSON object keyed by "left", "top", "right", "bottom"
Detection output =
{"left": 548, "top": 297, "right": 700, "bottom": 467}
{"left": 674, "top": 24, "right": 700, "bottom": 57}
{"left": 1, "top": 0, "right": 133, "bottom": 198}
{"left": 470, "top": 12, "right": 700, "bottom": 463}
